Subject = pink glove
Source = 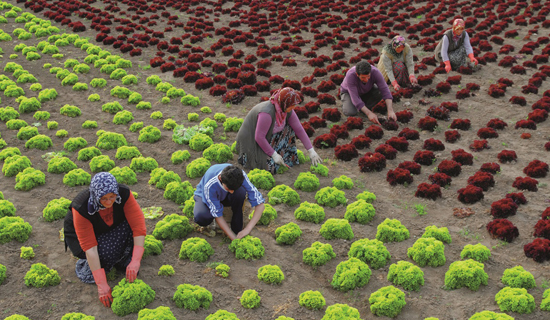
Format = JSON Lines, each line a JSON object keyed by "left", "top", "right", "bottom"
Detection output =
{"left": 92, "top": 268, "right": 113, "bottom": 308}
{"left": 444, "top": 60, "right": 452, "bottom": 73}
{"left": 468, "top": 53, "right": 478, "bottom": 65}
{"left": 391, "top": 80, "right": 400, "bottom": 91}
{"left": 409, "top": 74, "right": 418, "bottom": 85}
{"left": 126, "top": 245, "right": 144, "bottom": 283}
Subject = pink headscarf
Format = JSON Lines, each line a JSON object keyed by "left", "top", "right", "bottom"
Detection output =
{"left": 452, "top": 19, "right": 465, "bottom": 37}
{"left": 391, "top": 36, "right": 406, "bottom": 50}
{"left": 270, "top": 87, "right": 301, "bottom": 126}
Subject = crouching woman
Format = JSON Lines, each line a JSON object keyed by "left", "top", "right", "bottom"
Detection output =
{"left": 434, "top": 18, "right": 478, "bottom": 72}
{"left": 236, "top": 87, "right": 322, "bottom": 174}
{"left": 64, "top": 172, "right": 146, "bottom": 307}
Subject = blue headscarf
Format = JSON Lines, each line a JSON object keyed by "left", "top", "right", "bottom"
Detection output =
{"left": 87, "top": 172, "right": 121, "bottom": 215}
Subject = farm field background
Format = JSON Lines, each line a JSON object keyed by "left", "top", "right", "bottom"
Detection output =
{"left": 1, "top": 0, "right": 550, "bottom": 319}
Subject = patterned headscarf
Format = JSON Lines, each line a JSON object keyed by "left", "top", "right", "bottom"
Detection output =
{"left": 391, "top": 36, "right": 406, "bottom": 49}
{"left": 87, "top": 172, "right": 121, "bottom": 215}
{"left": 385, "top": 35, "right": 406, "bottom": 58}
{"left": 452, "top": 19, "right": 465, "bottom": 38}
{"left": 270, "top": 87, "right": 301, "bottom": 127}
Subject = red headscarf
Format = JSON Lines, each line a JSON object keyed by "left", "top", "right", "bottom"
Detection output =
{"left": 270, "top": 87, "right": 301, "bottom": 126}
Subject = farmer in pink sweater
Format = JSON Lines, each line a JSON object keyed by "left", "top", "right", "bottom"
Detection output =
{"left": 236, "top": 87, "right": 322, "bottom": 174}
{"left": 340, "top": 61, "right": 396, "bottom": 125}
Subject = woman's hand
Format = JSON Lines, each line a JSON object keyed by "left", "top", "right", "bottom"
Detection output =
{"left": 271, "top": 152, "right": 286, "bottom": 166}
{"left": 468, "top": 53, "right": 478, "bottom": 65}
{"left": 92, "top": 268, "right": 113, "bottom": 307}
{"left": 391, "top": 80, "right": 401, "bottom": 91}
{"left": 307, "top": 148, "right": 322, "bottom": 166}
{"left": 409, "top": 75, "right": 418, "bottom": 85}
{"left": 126, "top": 245, "right": 144, "bottom": 283}
{"left": 444, "top": 60, "right": 452, "bottom": 73}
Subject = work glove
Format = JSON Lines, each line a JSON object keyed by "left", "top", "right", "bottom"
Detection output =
{"left": 468, "top": 53, "right": 478, "bottom": 65}
{"left": 92, "top": 268, "right": 113, "bottom": 308}
{"left": 444, "top": 60, "right": 452, "bottom": 73}
{"left": 126, "top": 245, "right": 144, "bottom": 283}
{"left": 409, "top": 74, "right": 418, "bottom": 85}
{"left": 391, "top": 80, "right": 401, "bottom": 91}
{"left": 271, "top": 152, "right": 285, "bottom": 166}
{"left": 308, "top": 148, "right": 322, "bottom": 166}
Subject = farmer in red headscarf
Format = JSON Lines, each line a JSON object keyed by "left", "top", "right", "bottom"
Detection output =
{"left": 378, "top": 35, "right": 418, "bottom": 91}
{"left": 435, "top": 18, "right": 479, "bottom": 72}
{"left": 236, "top": 87, "right": 322, "bottom": 174}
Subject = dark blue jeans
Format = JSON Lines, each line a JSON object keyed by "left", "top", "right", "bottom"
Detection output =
{"left": 193, "top": 186, "right": 246, "bottom": 234}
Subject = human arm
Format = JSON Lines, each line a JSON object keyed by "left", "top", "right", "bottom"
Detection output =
{"left": 405, "top": 46, "right": 416, "bottom": 83}
{"left": 360, "top": 106, "right": 381, "bottom": 125}
{"left": 256, "top": 112, "right": 293, "bottom": 166}
{"left": 463, "top": 32, "right": 478, "bottom": 65}
{"left": 205, "top": 185, "right": 225, "bottom": 219}
{"left": 441, "top": 35, "right": 450, "bottom": 62}
{"left": 463, "top": 32, "right": 474, "bottom": 55}
{"left": 343, "top": 73, "right": 367, "bottom": 111}
{"left": 73, "top": 207, "right": 99, "bottom": 252}
{"left": 84, "top": 244, "right": 112, "bottom": 307}
{"left": 373, "top": 69, "right": 393, "bottom": 101}
{"left": 381, "top": 53, "right": 396, "bottom": 83}
{"left": 91, "top": 266, "right": 112, "bottom": 307}
{"left": 255, "top": 112, "right": 276, "bottom": 156}
{"left": 385, "top": 99, "right": 396, "bottom": 121}
{"left": 123, "top": 192, "right": 147, "bottom": 237}
{"left": 125, "top": 235, "right": 144, "bottom": 282}
{"left": 73, "top": 208, "right": 111, "bottom": 306}
{"left": 236, "top": 203, "right": 264, "bottom": 239}
{"left": 287, "top": 111, "right": 321, "bottom": 165}
{"left": 215, "top": 216, "right": 237, "bottom": 240}
{"left": 121, "top": 192, "right": 146, "bottom": 282}
{"left": 287, "top": 111, "right": 313, "bottom": 150}
{"left": 242, "top": 172, "right": 265, "bottom": 208}
{"left": 391, "top": 80, "right": 400, "bottom": 91}
{"left": 441, "top": 36, "right": 452, "bottom": 72}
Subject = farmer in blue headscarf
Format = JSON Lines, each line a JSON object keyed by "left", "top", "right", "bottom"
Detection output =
{"left": 63, "top": 172, "right": 146, "bottom": 307}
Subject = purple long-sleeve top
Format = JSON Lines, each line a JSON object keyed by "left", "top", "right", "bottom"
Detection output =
{"left": 441, "top": 32, "right": 474, "bottom": 62}
{"left": 340, "top": 65, "right": 393, "bottom": 111}
{"left": 255, "top": 110, "right": 312, "bottom": 156}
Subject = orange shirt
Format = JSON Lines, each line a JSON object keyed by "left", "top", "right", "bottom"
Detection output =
{"left": 73, "top": 192, "right": 146, "bottom": 252}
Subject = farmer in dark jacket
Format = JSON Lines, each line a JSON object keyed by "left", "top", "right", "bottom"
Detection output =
{"left": 64, "top": 172, "right": 146, "bottom": 307}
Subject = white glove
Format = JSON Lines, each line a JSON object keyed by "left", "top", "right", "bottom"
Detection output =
{"left": 271, "top": 152, "right": 285, "bottom": 166}
{"left": 308, "top": 148, "right": 322, "bottom": 166}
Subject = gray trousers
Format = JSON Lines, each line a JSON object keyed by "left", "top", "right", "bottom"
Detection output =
{"left": 341, "top": 86, "right": 383, "bottom": 116}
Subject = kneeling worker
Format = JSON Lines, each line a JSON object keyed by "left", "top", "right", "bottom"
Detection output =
{"left": 193, "top": 164, "right": 265, "bottom": 240}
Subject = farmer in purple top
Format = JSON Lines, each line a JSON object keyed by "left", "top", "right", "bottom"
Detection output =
{"left": 340, "top": 61, "right": 396, "bottom": 125}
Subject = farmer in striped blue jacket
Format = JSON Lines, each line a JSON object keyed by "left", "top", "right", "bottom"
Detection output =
{"left": 193, "top": 164, "right": 265, "bottom": 240}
